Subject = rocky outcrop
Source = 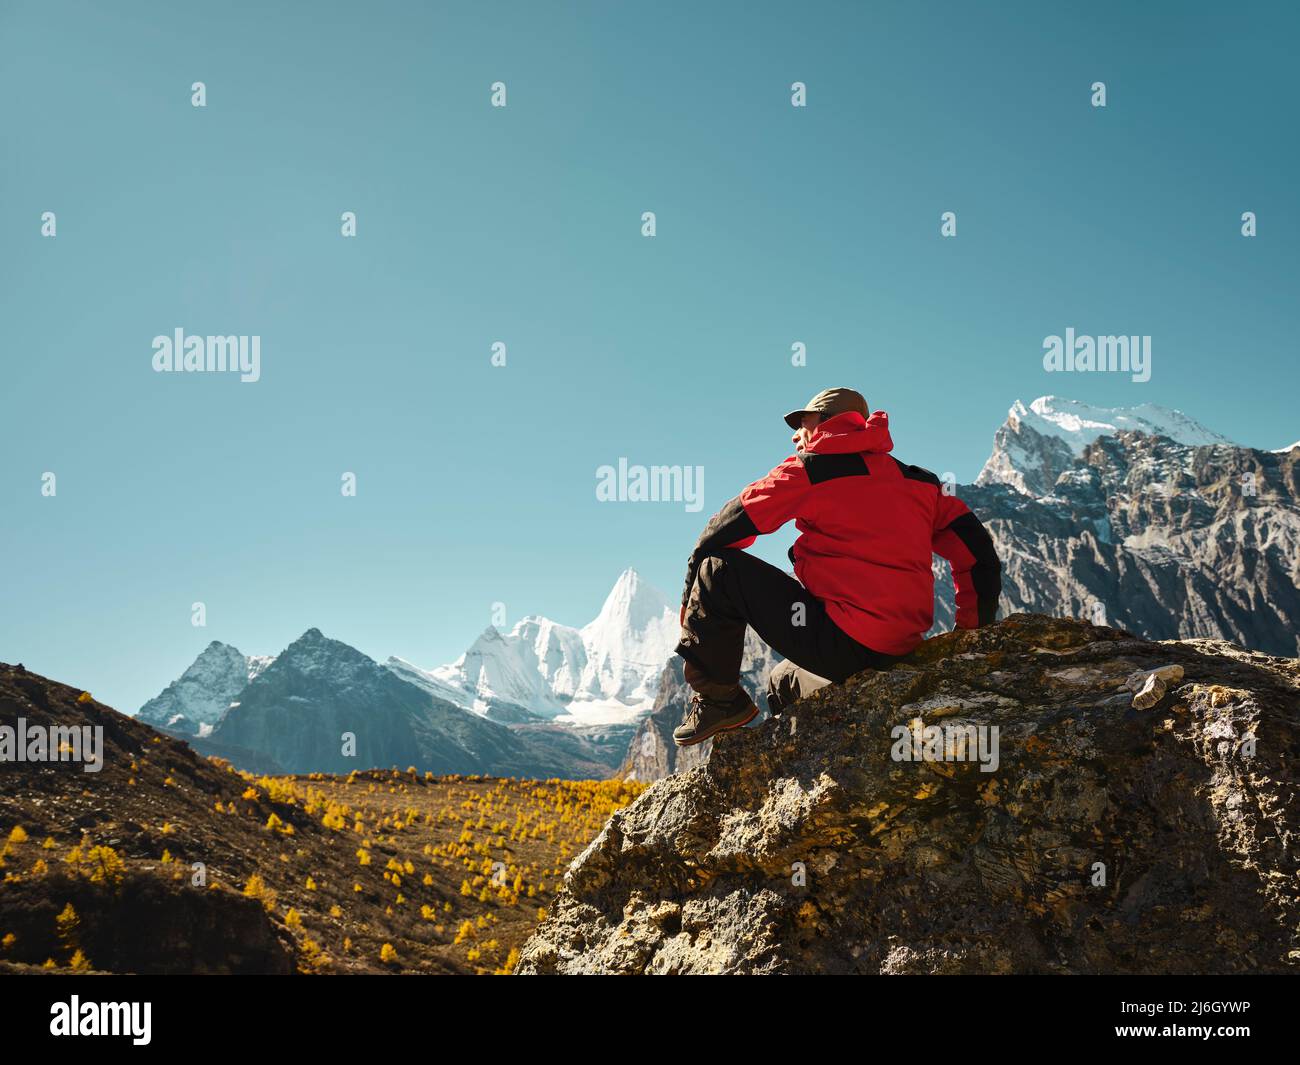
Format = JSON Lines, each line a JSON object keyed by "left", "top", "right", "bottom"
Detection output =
{"left": 516, "top": 615, "right": 1299, "bottom": 974}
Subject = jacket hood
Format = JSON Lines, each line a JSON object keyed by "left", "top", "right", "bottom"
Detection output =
{"left": 803, "top": 409, "right": 894, "bottom": 455}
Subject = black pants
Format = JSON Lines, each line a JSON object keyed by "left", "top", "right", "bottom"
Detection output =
{"left": 674, "top": 548, "right": 899, "bottom": 712}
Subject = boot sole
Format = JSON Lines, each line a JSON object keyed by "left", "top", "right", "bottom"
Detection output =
{"left": 673, "top": 703, "right": 759, "bottom": 747}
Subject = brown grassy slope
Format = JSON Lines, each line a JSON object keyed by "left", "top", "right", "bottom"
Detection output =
{"left": 0, "top": 661, "right": 642, "bottom": 974}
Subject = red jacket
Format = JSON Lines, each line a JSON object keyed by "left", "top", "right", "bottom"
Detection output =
{"left": 683, "top": 410, "right": 1001, "bottom": 656}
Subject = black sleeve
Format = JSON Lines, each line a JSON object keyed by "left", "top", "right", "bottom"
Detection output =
{"left": 680, "top": 495, "right": 760, "bottom": 609}
{"left": 946, "top": 511, "right": 1002, "bottom": 626}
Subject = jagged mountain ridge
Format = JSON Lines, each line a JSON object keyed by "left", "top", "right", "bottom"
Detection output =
{"left": 411, "top": 568, "right": 678, "bottom": 725}
{"left": 976, "top": 395, "right": 1235, "bottom": 497}
{"left": 938, "top": 400, "right": 1300, "bottom": 657}
{"left": 134, "top": 569, "right": 678, "bottom": 777}
{"left": 136, "top": 641, "right": 273, "bottom": 738}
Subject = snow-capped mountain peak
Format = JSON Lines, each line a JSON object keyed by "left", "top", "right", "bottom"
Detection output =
{"left": 1015, "top": 396, "right": 1233, "bottom": 452}
{"left": 266, "top": 627, "right": 374, "bottom": 683}
{"left": 246, "top": 655, "right": 275, "bottom": 681}
{"left": 978, "top": 396, "right": 1237, "bottom": 497}
{"left": 578, "top": 568, "right": 678, "bottom": 711}
{"left": 582, "top": 568, "right": 671, "bottom": 645}
{"left": 424, "top": 624, "right": 573, "bottom": 719}
{"left": 394, "top": 568, "right": 680, "bottom": 727}
{"left": 136, "top": 640, "right": 274, "bottom": 737}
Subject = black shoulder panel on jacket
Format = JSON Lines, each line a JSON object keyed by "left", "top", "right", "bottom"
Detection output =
{"left": 891, "top": 457, "right": 942, "bottom": 487}
{"left": 797, "top": 451, "right": 870, "bottom": 485}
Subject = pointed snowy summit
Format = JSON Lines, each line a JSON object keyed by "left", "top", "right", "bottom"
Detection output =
{"left": 397, "top": 567, "right": 679, "bottom": 726}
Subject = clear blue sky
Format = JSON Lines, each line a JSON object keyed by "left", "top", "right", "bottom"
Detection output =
{"left": 2, "top": 0, "right": 1296, "bottom": 714}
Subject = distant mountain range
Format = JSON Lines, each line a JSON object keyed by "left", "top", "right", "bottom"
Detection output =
{"left": 134, "top": 395, "right": 1298, "bottom": 781}
{"left": 939, "top": 396, "right": 1299, "bottom": 657}
{"left": 136, "top": 569, "right": 678, "bottom": 780}
{"left": 162, "top": 629, "right": 627, "bottom": 779}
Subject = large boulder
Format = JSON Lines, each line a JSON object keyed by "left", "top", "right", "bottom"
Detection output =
{"left": 516, "top": 615, "right": 1299, "bottom": 974}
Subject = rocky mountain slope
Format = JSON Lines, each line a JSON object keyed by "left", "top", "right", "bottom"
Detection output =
{"left": 516, "top": 614, "right": 1299, "bottom": 974}
{"left": 975, "top": 396, "right": 1235, "bottom": 496}
{"left": 136, "top": 642, "right": 273, "bottom": 737}
{"left": 938, "top": 399, "right": 1300, "bottom": 656}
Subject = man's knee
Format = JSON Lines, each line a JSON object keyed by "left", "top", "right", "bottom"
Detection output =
{"left": 766, "top": 659, "right": 800, "bottom": 714}
{"left": 766, "top": 659, "right": 831, "bottom": 714}
{"left": 695, "top": 548, "right": 745, "bottom": 584}
{"left": 689, "top": 548, "right": 752, "bottom": 605}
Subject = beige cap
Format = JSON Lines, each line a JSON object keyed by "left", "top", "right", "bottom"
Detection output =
{"left": 783, "top": 387, "right": 869, "bottom": 429}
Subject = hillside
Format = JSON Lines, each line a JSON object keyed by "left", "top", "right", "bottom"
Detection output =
{"left": 0, "top": 661, "right": 640, "bottom": 974}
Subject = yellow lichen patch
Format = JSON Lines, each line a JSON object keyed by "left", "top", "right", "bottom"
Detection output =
{"left": 978, "top": 779, "right": 1000, "bottom": 806}
{"left": 913, "top": 781, "right": 939, "bottom": 800}
{"left": 1045, "top": 884, "right": 1084, "bottom": 922}
{"left": 1192, "top": 684, "right": 1247, "bottom": 709}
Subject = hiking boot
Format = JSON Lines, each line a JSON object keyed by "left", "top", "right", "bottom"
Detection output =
{"left": 673, "top": 690, "right": 758, "bottom": 747}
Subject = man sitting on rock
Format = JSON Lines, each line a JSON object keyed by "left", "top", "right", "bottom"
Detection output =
{"left": 673, "top": 387, "right": 1003, "bottom": 746}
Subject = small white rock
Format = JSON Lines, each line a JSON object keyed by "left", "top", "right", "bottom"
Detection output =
{"left": 1127, "top": 665, "right": 1183, "bottom": 709}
